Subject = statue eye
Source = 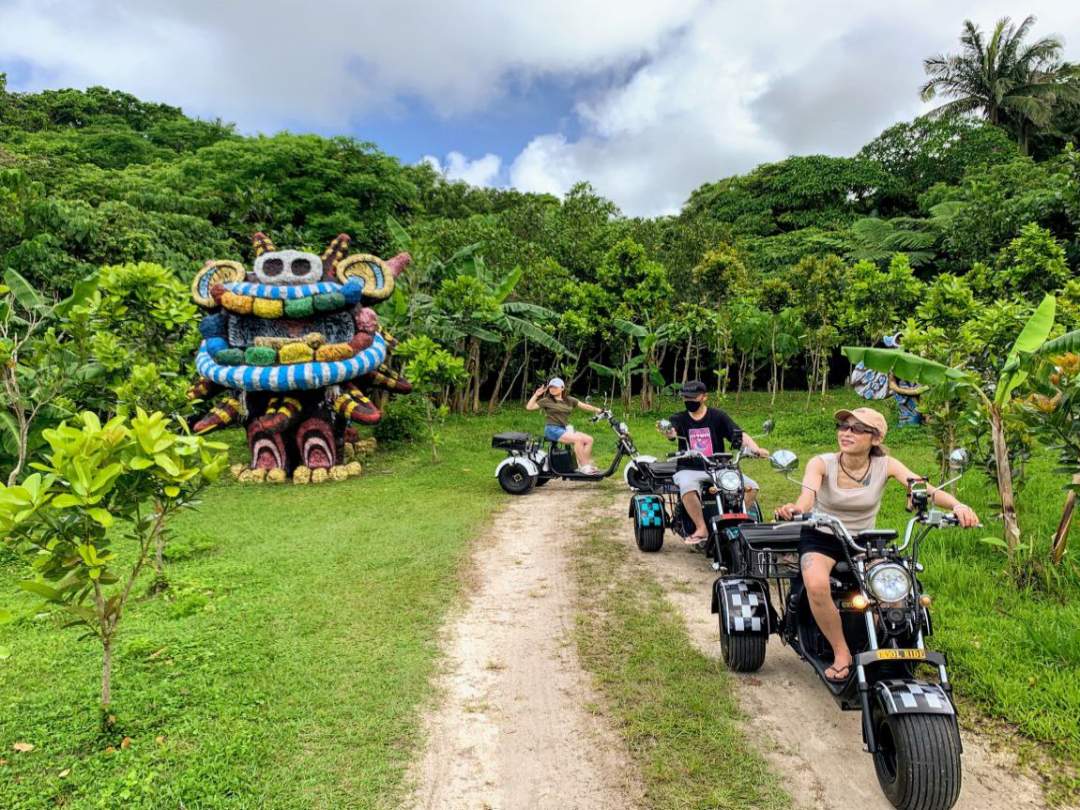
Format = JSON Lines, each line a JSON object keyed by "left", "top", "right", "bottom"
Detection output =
{"left": 263, "top": 258, "right": 284, "bottom": 277}
{"left": 290, "top": 257, "right": 311, "bottom": 276}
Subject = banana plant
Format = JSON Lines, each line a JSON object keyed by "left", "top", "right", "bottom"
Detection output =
{"left": 844, "top": 294, "right": 1057, "bottom": 557}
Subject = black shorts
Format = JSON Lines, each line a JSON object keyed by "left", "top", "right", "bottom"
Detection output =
{"left": 798, "top": 529, "right": 847, "bottom": 562}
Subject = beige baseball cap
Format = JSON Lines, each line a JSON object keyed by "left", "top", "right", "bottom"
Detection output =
{"left": 834, "top": 407, "right": 888, "bottom": 439}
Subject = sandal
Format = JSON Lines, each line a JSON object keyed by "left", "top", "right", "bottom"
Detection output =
{"left": 825, "top": 663, "right": 852, "bottom": 683}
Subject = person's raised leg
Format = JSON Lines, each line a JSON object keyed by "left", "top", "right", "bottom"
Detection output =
{"left": 578, "top": 433, "right": 594, "bottom": 467}
{"left": 801, "top": 552, "right": 851, "bottom": 679}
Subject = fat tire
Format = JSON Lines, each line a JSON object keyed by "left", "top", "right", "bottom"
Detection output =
{"left": 498, "top": 463, "right": 536, "bottom": 495}
{"left": 719, "top": 617, "right": 766, "bottom": 672}
{"left": 633, "top": 500, "right": 664, "bottom": 552}
{"left": 872, "top": 708, "right": 962, "bottom": 810}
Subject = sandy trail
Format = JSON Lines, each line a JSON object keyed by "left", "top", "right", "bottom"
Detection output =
{"left": 407, "top": 482, "right": 643, "bottom": 810}
{"left": 604, "top": 496, "right": 1057, "bottom": 810}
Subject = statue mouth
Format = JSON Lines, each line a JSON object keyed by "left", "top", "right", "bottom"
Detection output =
{"left": 228, "top": 311, "right": 356, "bottom": 348}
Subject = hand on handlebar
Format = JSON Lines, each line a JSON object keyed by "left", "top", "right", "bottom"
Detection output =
{"left": 775, "top": 503, "right": 803, "bottom": 521}
{"left": 949, "top": 503, "right": 980, "bottom": 528}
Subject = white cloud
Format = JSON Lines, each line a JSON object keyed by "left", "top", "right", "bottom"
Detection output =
{"left": 2, "top": 1, "right": 1079, "bottom": 215}
{"left": 422, "top": 151, "right": 503, "bottom": 187}
{"left": 0, "top": 0, "right": 703, "bottom": 130}
{"left": 510, "top": 1, "right": 1080, "bottom": 215}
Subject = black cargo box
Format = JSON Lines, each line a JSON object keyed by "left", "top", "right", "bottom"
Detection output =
{"left": 492, "top": 432, "right": 532, "bottom": 450}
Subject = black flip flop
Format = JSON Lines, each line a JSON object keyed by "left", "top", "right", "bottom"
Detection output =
{"left": 825, "top": 664, "right": 851, "bottom": 684}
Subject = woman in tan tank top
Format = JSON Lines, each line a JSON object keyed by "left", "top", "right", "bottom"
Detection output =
{"left": 776, "top": 407, "right": 979, "bottom": 682}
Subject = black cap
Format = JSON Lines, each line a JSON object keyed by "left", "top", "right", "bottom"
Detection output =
{"left": 679, "top": 380, "right": 707, "bottom": 398}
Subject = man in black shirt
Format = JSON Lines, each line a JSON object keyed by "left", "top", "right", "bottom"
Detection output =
{"left": 661, "top": 380, "right": 768, "bottom": 543}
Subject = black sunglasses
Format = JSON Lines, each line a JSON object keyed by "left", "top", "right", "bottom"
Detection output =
{"left": 836, "top": 422, "right": 878, "bottom": 436}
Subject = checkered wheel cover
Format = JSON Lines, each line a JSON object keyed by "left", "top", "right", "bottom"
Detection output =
{"left": 876, "top": 679, "right": 955, "bottom": 716}
{"left": 718, "top": 578, "right": 769, "bottom": 635}
{"left": 633, "top": 495, "right": 664, "bottom": 528}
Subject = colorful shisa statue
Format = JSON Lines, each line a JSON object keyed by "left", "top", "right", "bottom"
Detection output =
{"left": 849, "top": 333, "right": 925, "bottom": 427}
{"left": 187, "top": 232, "right": 412, "bottom": 483}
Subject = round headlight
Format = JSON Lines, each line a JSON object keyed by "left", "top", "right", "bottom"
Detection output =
{"left": 718, "top": 470, "right": 742, "bottom": 492}
{"left": 867, "top": 563, "right": 912, "bottom": 603}
{"left": 618, "top": 421, "right": 629, "bottom": 435}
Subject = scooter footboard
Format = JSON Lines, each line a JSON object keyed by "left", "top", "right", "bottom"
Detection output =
{"left": 875, "top": 679, "right": 955, "bottom": 717}
{"left": 711, "top": 577, "right": 771, "bottom": 635}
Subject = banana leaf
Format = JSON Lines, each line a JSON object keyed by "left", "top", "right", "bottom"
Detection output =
{"left": 1033, "top": 328, "right": 1080, "bottom": 358}
{"left": 996, "top": 294, "right": 1056, "bottom": 406}
{"left": 841, "top": 346, "right": 972, "bottom": 386}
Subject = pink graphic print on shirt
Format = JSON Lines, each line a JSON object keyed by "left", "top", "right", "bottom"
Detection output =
{"left": 688, "top": 427, "right": 713, "bottom": 455}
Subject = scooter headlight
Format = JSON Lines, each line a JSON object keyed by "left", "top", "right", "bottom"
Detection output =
{"left": 867, "top": 563, "right": 912, "bottom": 603}
{"left": 618, "top": 421, "right": 629, "bottom": 435}
{"left": 718, "top": 470, "right": 742, "bottom": 493}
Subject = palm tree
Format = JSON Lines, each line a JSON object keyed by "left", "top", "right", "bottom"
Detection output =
{"left": 921, "top": 16, "right": 1080, "bottom": 154}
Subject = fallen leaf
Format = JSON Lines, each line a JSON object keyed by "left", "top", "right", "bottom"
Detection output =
{"left": 12, "top": 742, "right": 34, "bottom": 753}
{"left": 0, "top": 758, "right": 8, "bottom": 766}
{"left": 104, "top": 746, "right": 116, "bottom": 754}
{"left": 120, "top": 737, "right": 132, "bottom": 750}
{"left": 59, "top": 768, "right": 70, "bottom": 778}
{"left": 106, "top": 714, "right": 116, "bottom": 726}
{"left": 155, "top": 736, "right": 166, "bottom": 746}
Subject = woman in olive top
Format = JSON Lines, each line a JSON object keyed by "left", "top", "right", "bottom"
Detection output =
{"left": 525, "top": 378, "right": 603, "bottom": 473}
{"left": 777, "top": 407, "right": 979, "bottom": 683}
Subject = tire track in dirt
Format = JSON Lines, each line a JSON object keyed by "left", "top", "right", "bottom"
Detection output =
{"left": 603, "top": 495, "right": 1059, "bottom": 810}
{"left": 407, "top": 483, "right": 644, "bottom": 810}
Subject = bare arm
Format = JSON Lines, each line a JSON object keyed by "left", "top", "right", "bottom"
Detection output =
{"left": 886, "top": 457, "right": 980, "bottom": 527}
{"left": 776, "top": 455, "right": 824, "bottom": 519}
{"left": 576, "top": 399, "right": 602, "bottom": 414}
{"left": 525, "top": 385, "right": 545, "bottom": 411}
{"left": 740, "top": 433, "right": 768, "bottom": 458}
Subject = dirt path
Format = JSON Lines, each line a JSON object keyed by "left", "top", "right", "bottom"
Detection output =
{"left": 603, "top": 496, "right": 1057, "bottom": 810}
{"left": 407, "top": 483, "right": 643, "bottom": 810}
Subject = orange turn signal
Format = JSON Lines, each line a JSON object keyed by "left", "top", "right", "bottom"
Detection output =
{"left": 919, "top": 595, "right": 932, "bottom": 608}
{"left": 851, "top": 594, "right": 870, "bottom": 611}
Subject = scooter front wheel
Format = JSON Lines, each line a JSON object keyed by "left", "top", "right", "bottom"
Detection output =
{"left": 872, "top": 706, "right": 962, "bottom": 810}
{"left": 498, "top": 463, "right": 537, "bottom": 495}
{"left": 719, "top": 618, "right": 766, "bottom": 672}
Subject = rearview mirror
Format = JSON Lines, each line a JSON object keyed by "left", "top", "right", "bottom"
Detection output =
{"left": 657, "top": 419, "right": 673, "bottom": 432}
{"left": 948, "top": 448, "right": 969, "bottom": 472}
{"left": 730, "top": 428, "right": 743, "bottom": 450}
{"left": 770, "top": 449, "right": 798, "bottom": 473}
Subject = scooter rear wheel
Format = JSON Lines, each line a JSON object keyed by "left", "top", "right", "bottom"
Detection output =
{"left": 498, "top": 463, "right": 537, "bottom": 495}
{"left": 872, "top": 706, "right": 962, "bottom": 810}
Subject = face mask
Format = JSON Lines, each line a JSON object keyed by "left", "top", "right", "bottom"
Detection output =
{"left": 684, "top": 400, "right": 702, "bottom": 412}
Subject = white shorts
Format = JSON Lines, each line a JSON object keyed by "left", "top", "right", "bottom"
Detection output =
{"left": 673, "top": 469, "right": 759, "bottom": 497}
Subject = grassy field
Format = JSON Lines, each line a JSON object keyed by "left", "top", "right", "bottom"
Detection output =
{"left": 0, "top": 416, "right": 525, "bottom": 809}
{"left": 1, "top": 389, "right": 1077, "bottom": 807}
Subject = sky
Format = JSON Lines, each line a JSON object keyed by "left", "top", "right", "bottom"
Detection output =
{"left": 1, "top": 1, "right": 1078, "bottom": 216}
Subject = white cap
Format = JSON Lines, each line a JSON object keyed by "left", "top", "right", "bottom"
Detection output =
{"left": 547, "top": 377, "right": 565, "bottom": 388}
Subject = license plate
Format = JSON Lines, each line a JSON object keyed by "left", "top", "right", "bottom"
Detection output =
{"left": 877, "top": 649, "right": 927, "bottom": 660}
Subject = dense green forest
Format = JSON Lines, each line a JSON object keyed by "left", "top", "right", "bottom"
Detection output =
{"left": 1, "top": 14, "right": 1079, "bottom": 452}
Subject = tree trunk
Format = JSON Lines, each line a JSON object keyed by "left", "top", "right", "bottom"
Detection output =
{"left": 989, "top": 407, "right": 1021, "bottom": 555}
{"left": 1051, "top": 474, "right": 1080, "bottom": 565}
{"left": 101, "top": 637, "right": 112, "bottom": 708}
{"left": 488, "top": 347, "right": 513, "bottom": 415}
{"left": 682, "top": 336, "right": 693, "bottom": 383}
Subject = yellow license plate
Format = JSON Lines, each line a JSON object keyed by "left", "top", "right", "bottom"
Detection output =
{"left": 877, "top": 649, "right": 927, "bottom": 660}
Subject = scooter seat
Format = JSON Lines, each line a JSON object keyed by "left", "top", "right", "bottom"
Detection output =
{"left": 642, "top": 460, "right": 677, "bottom": 478}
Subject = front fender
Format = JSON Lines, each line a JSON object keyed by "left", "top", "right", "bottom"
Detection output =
{"left": 623, "top": 456, "right": 656, "bottom": 490}
{"left": 875, "top": 679, "right": 955, "bottom": 717}
{"left": 495, "top": 456, "right": 539, "bottom": 479}
{"left": 712, "top": 577, "right": 770, "bottom": 635}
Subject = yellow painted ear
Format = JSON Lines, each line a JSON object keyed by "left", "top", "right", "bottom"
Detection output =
{"left": 335, "top": 254, "right": 395, "bottom": 300}
{"left": 192, "top": 261, "right": 246, "bottom": 308}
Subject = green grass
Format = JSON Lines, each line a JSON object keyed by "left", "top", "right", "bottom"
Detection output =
{"left": 570, "top": 511, "right": 791, "bottom": 810}
{"left": 0, "top": 415, "right": 525, "bottom": 809}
